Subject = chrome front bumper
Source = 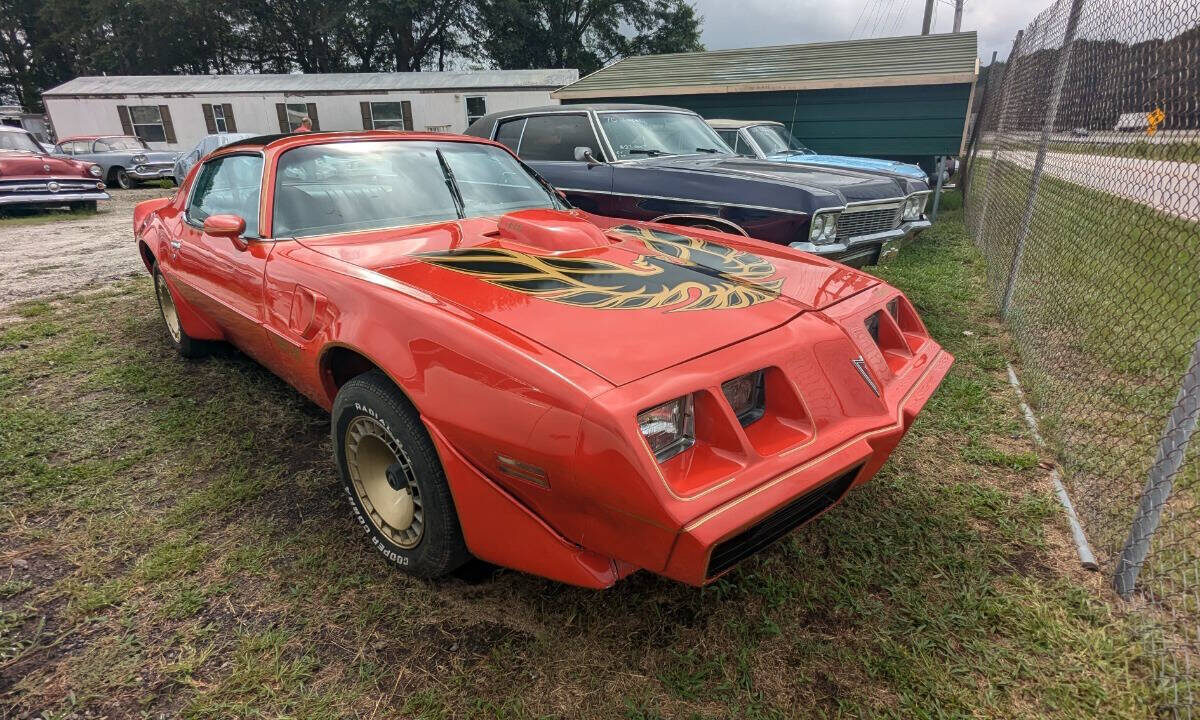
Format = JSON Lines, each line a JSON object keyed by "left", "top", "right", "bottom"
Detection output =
{"left": 129, "top": 164, "right": 175, "bottom": 180}
{"left": 0, "top": 191, "right": 110, "bottom": 206}
{"left": 788, "top": 219, "right": 933, "bottom": 268}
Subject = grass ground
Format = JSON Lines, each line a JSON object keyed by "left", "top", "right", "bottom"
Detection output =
{"left": 0, "top": 206, "right": 1165, "bottom": 718}
{"left": 965, "top": 157, "right": 1200, "bottom": 556}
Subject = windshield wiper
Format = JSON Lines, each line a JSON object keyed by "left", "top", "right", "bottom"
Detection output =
{"left": 626, "top": 148, "right": 666, "bottom": 157}
{"left": 694, "top": 147, "right": 722, "bottom": 153}
{"left": 434, "top": 148, "right": 466, "bottom": 219}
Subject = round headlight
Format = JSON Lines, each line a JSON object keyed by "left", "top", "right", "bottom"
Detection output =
{"left": 132, "top": 154, "right": 147, "bottom": 164}
{"left": 88, "top": 164, "right": 102, "bottom": 177}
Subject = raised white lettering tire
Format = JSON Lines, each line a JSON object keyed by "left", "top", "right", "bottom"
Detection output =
{"left": 332, "top": 370, "right": 470, "bottom": 578}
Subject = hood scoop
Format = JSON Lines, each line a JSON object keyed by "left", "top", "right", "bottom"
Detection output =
{"left": 496, "top": 210, "right": 611, "bottom": 252}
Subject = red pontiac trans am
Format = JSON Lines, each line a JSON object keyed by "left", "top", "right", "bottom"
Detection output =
{"left": 133, "top": 131, "right": 952, "bottom": 588}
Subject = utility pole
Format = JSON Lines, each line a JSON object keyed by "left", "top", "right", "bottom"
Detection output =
{"left": 953, "top": 0, "right": 964, "bottom": 32}
{"left": 922, "top": 0, "right": 934, "bottom": 34}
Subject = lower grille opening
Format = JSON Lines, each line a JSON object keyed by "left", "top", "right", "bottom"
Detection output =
{"left": 706, "top": 465, "right": 862, "bottom": 578}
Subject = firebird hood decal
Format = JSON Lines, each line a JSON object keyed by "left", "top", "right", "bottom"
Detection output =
{"left": 417, "top": 227, "right": 783, "bottom": 312}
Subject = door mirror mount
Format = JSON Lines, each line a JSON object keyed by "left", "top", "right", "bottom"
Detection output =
{"left": 573, "top": 146, "right": 599, "bottom": 165}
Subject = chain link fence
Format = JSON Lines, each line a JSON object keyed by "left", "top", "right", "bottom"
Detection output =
{"left": 962, "top": 0, "right": 1200, "bottom": 714}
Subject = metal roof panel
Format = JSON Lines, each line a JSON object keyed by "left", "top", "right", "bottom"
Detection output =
{"left": 553, "top": 33, "right": 977, "bottom": 98}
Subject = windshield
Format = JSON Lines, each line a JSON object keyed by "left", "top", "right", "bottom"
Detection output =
{"left": 597, "top": 112, "right": 732, "bottom": 160}
{"left": 96, "top": 136, "right": 148, "bottom": 151}
{"left": 0, "top": 132, "right": 44, "bottom": 153}
{"left": 747, "top": 125, "right": 813, "bottom": 156}
{"left": 273, "top": 140, "right": 565, "bottom": 237}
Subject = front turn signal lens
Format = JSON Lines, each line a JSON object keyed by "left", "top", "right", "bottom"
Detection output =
{"left": 638, "top": 395, "right": 695, "bottom": 462}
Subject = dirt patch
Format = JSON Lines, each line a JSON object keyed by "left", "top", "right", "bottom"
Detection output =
{"left": 0, "top": 188, "right": 172, "bottom": 308}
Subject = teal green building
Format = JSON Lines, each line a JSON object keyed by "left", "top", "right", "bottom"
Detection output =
{"left": 554, "top": 32, "right": 979, "bottom": 173}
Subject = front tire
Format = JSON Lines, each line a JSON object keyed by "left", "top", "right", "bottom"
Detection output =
{"left": 110, "top": 167, "right": 133, "bottom": 190}
{"left": 152, "top": 262, "right": 207, "bottom": 358}
{"left": 332, "top": 370, "right": 470, "bottom": 578}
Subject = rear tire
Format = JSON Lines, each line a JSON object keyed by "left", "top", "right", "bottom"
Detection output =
{"left": 332, "top": 370, "right": 470, "bottom": 578}
{"left": 152, "top": 262, "right": 207, "bottom": 359}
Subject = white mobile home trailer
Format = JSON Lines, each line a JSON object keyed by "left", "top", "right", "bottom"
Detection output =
{"left": 41, "top": 70, "right": 579, "bottom": 150}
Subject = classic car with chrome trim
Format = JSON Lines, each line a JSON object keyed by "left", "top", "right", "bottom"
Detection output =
{"left": 465, "top": 104, "right": 931, "bottom": 268}
{"left": 174, "top": 132, "right": 257, "bottom": 185}
{"left": 134, "top": 130, "right": 951, "bottom": 587}
{"left": 55, "top": 135, "right": 180, "bottom": 189}
{"left": 707, "top": 119, "right": 931, "bottom": 184}
{"left": 0, "top": 126, "right": 109, "bottom": 211}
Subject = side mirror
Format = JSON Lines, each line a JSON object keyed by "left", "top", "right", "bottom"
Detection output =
{"left": 573, "top": 146, "right": 598, "bottom": 164}
{"left": 203, "top": 214, "right": 247, "bottom": 247}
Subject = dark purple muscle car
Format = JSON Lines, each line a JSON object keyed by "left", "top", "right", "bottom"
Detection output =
{"left": 465, "top": 104, "right": 931, "bottom": 268}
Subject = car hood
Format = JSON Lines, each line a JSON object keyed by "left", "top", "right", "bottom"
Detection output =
{"left": 775, "top": 153, "right": 928, "bottom": 180}
{"left": 0, "top": 150, "right": 85, "bottom": 177}
{"left": 299, "top": 210, "right": 878, "bottom": 385}
{"left": 631, "top": 154, "right": 908, "bottom": 203}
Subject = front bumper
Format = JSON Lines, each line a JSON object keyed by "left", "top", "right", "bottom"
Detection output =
{"left": 129, "top": 164, "right": 175, "bottom": 180}
{"left": 0, "top": 190, "right": 110, "bottom": 206}
{"left": 662, "top": 350, "right": 953, "bottom": 585}
{"left": 788, "top": 219, "right": 933, "bottom": 267}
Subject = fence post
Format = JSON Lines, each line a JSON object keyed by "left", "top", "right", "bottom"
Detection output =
{"left": 1114, "top": 335, "right": 1200, "bottom": 598}
{"left": 974, "top": 30, "right": 1024, "bottom": 237}
{"left": 961, "top": 50, "right": 999, "bottom": 205}
{"left": 1000, "top": 0, "right": 1085, "bottom": 319}
{"left": 930, "top": 156, "right": 946, "bottom": 221}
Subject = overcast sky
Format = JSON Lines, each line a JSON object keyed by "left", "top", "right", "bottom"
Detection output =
{"left": 690, "top": 0, "right": 1047, "bottom": 64}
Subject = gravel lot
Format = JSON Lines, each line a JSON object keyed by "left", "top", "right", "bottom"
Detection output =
{"left": 0, "top": 187, "right": 172, "bottom": 309}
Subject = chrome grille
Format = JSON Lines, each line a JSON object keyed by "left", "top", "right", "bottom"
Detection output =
{"left": 836, "top": 206, "right": 901, "bottom": 239}
{"left": 0, "top": 179, "right": 98, "bottom": 194}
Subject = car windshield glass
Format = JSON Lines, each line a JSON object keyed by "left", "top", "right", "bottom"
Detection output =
{"left": 96, "top": 137, "right": 147, "bottom": 151}
{"left": 273, "top": 140, "right": 564, "bottom": 238}
{"left": 597, "top": 112, "right": 733, "bottom": 160}
{"left": 0, "top": 132, "right": 44, "bottom": 153}
{"left": 747, "top": 125, "right": 812, "bottom": 156}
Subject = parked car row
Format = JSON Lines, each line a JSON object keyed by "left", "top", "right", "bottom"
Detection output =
{"left": 134, "top": 118, "right": 953, "bottom": 589}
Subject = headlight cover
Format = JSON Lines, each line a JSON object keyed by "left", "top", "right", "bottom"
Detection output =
{"left": 638, "top": 395, "right": 695, "bottom": 462}
{"left": 808, "top": 211, "right": 839, "bottom": 244}
{"left": 88, "top": 164, "right": 102, "bottom": 177}
{"left": 722, "top": 370, "right": 766, "bottom": 426}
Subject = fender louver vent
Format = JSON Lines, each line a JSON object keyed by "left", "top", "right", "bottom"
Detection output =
{"left": 706, "top": 465, "right": 861, "bottom": 578}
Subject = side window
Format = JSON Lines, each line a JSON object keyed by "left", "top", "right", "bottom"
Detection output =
{"left": 494, "top": 118, "right": 525, "bottom": 152}
{"left": 731, "top": 131, "right": 756, "bottom": 158}
{"left": 516, "top": 114, "right": 599, "bottom": 162}
{"left": 186, "top": 154, "right": 264, "bottom": 234}
{"left": 716, "top": 130, "right": 738, "bottom": 148}
{"left": 56, "top": 143, "right": 71, "bottom": 155}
